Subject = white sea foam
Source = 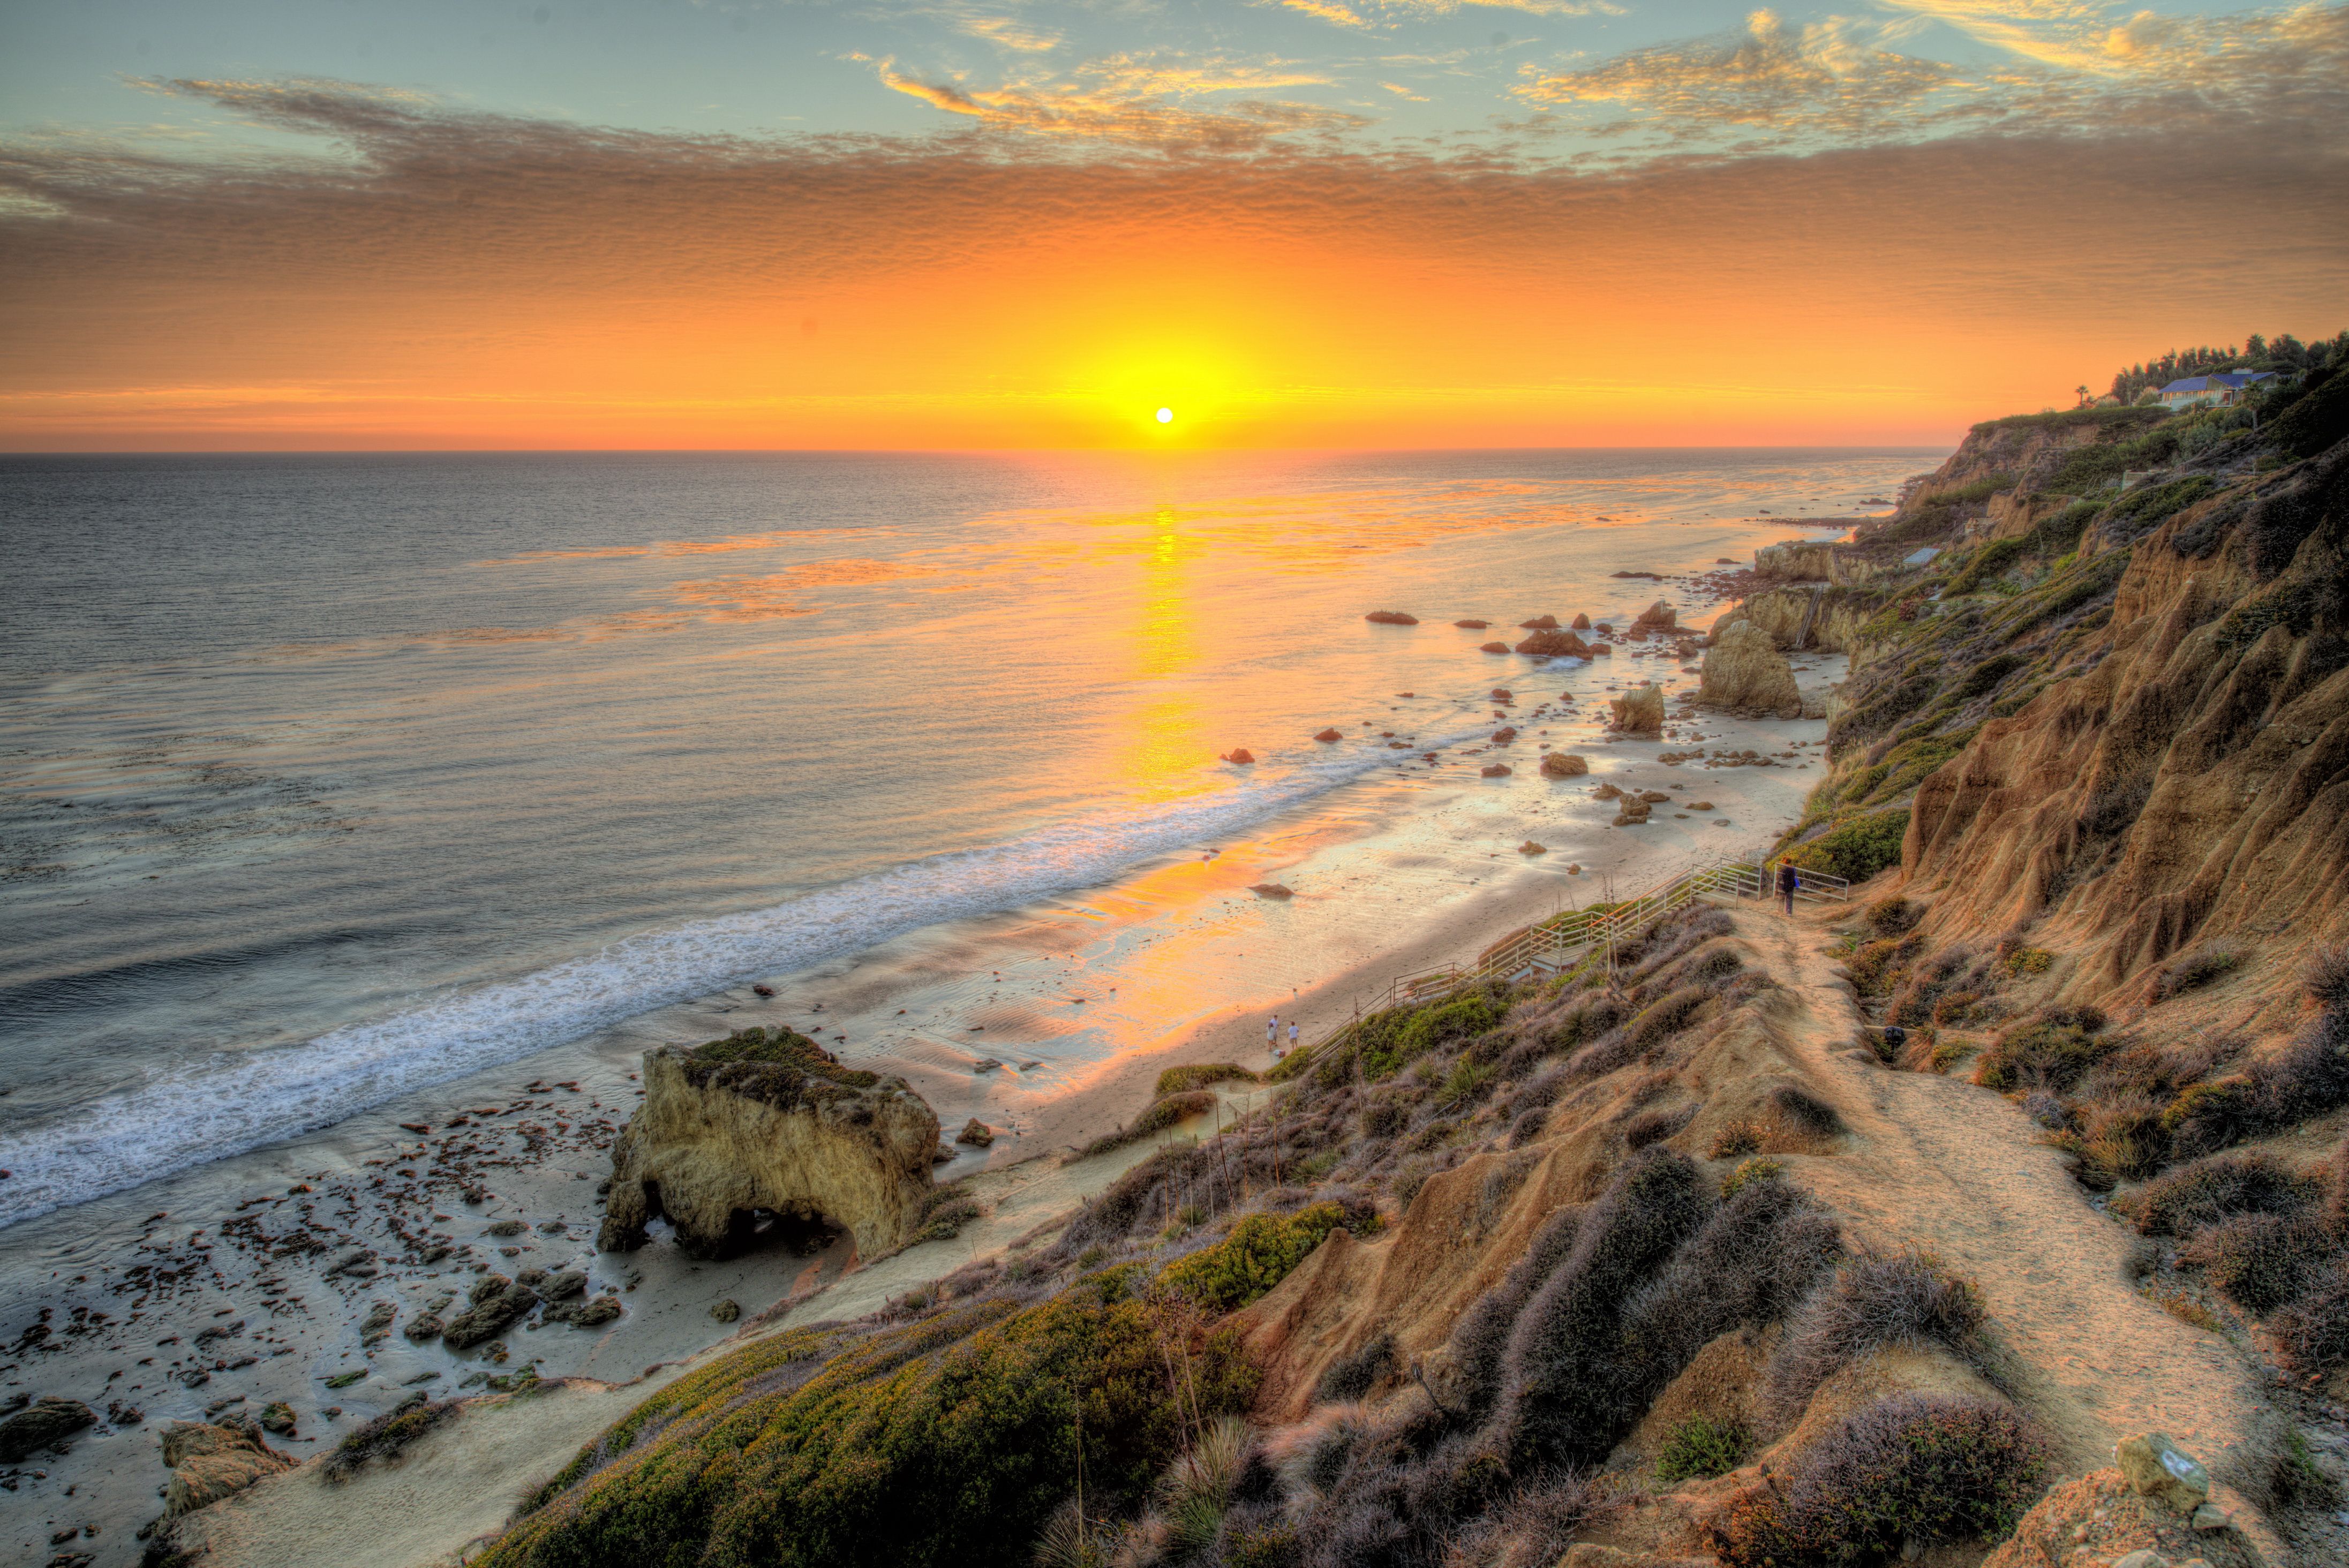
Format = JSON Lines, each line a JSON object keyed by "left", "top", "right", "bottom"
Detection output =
{"left": 0, "top": 735, "right": 1470, "bottom": 1228}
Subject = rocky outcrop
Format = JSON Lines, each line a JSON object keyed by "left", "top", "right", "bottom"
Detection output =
{"left": 0, "top": 1396, "right": 94, "bottom": 1461}
{"left": 442, "top": 1273, "right": 539, "bottom": 1350}
{"left": 1479, "top": 641, "right": 1509, "bottom": 654}
{"left": 161, "top": 1420, "right": 295, "bottom": 1517}
{"left": 1712, "top": 587, "right": 1874, "bottom": 656}
{"left": 1632, "top": 599, "right": 1678, "bottom": 630}
{"left": 1221, "top": 748, "right": 1254, "bottom": 765}
{"left": 1981, "top": 1461, "right": 2262, "bottom": 1568}
{"left": 1364, "top": 610, "right": 1418, "bottom": 625}
{"left": 1515, "top": 628, "right": 1592, "bottom": 658}
{"left": 1697, "top": 620, "right": 1801, "bottom": 719}
{"left": 599, "top": 1027, "right": 939, "bottom": 1260}
{"left": 1609, "top": 684, "right": 1665, "bottom": 734}
{"left": 1314, "top": 728, "right": 1343, "bottom": 742}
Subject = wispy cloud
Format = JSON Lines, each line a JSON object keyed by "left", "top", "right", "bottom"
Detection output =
{"left": 875, "top": 51, "right": 1362, "bottom": 149}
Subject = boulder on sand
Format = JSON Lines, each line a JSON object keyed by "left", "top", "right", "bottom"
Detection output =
{"left": 1612, "top": 797, "right": 1653, "bottom": 826}
{"left": 1364, "top": 610, "right": 1418, "bottom": 625}
{"left": 1490, "top": 727, "right": 1517, "bottom": 744}
{"left": 1480, "top": 764, "right": 1512, "bottom": 777}
{"left": 1632, "top": 598, "right": 1678, "bottom": 630}
{"left": 1608, "top": 684, "right": 1666, "bottom": 734}
{"left": 0, "top": 1396, "right": 95, "bottom": 1462}
{"left": 956, "top": 1117, "right": 996, "bottom": 1147}
{"left": 1540, "top": 752, "right": 1589, "bottom": 778}
{"left": 1515, "top": 628, "right": 1592, "bottom": 658}
{"left": 1697, "top": 620, "right": 1802, "bottom": 719}
{"left": 442, "top": 1273, "right": 540, "bottom": 1350}
{"left": 599, "top": 1026, "right": 940, "bottom": 1259}
{"left": 1251, "top": 883, "right": 1296, "bottom": 899}
{"left": 161, "top": 1420, "right": 294, "bottom": 1517}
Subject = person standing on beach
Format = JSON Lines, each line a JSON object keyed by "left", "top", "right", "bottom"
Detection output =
{"left": 1268, "top": 1015, "right": 1278, "bottom": 1047}
{"left": 1288, "top": 1021, "right": 1299, "bottom": 1051}
{"left": 1776, "top": 862, "right": 1799, "bottom": 914}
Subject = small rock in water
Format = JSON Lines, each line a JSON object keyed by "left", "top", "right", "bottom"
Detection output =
{"left": 1249, "top": 883, "right": 1295, "bottom": 899}
{"left": 1453, "top": 619, "right": 1488, "bottom": 629}
{"left": 957, "top": 1118, "right": 996, "bottom": 1148}
{"left": 1480, "top": 764, "right": 1511, "bottom": 777}
{"left": 1479, "top": 642, "right": 1509, "bottom": 654}
{"left": 1364, "top": 610, "right": 1418, "bottom": 625}
{"left": 1313, "top": 728, "right": 1343, "bottom": 743}
{"left": 752, "top": 984, "right": 776, "bottom": 997}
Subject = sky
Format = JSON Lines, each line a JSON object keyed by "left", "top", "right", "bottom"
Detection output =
{"left": 0, "top": 0, "right": 2344, "bottom": 449}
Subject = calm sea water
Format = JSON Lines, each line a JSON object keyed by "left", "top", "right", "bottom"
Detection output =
{"left": 0, "top": 448, "right": 1937, "bottom": 1225}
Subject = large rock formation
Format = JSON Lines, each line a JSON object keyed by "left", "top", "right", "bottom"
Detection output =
{"left": 598, "top": 1027, "right": 939, "bottom": 1260}
{"left": 1698, "top": 620, "right": 1802, "bottom": 719}
{"left": 1608, "top": 683, "right": 1665, "bottom": 734}
{"left": 1514, "top": 628, "right": 1591, "bottom": 658}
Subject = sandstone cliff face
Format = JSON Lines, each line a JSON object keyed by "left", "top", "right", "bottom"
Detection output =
{"left": 1904, "top": 440, "right": 2349, "bottom": 1006}
{"left": 1698, "top": 620, "right": 1802, "bottom": 718}
{"left": 598, "top": 1027, "right": 939, "bottom": 1259}
{"left": 1713, "top": 587, "right": 1877, "bottom": 658}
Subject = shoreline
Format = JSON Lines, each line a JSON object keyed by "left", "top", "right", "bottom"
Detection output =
{"left": 0, "top": 551, "right": 1851, "bottom": 1568}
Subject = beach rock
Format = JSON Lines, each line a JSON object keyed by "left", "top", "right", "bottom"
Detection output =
{"left": 1691, "top": 800, "right": 1715, "bottom": 811}
{"left": 1454, "top": 619, "right": 1489, "bottom": 629}
{"left": 358, "top": 1301, "right": 396, "bottom": 1344}
{"left": 255, "top": 1403, "right": 296, "bottom": 1437}
{"left": 711, "top": 1299, "right": 741, "bottom": 1323}
{"left": 534, "top": 1269, "right": 589, "bottom": 1300}
{"left": 1313, "top": 728, "right": 1343, "bottom": 743}
{"left": 403, "top": 1314, "right": 446, "bottom": 1344}
{"left": 1608, "top": 684, "right": 1666, "bottom": 734}
{"left": 546, "top": 1294, "right": 623, "bottom": 1329}
{"left": 1519, "top": 615, "right": 1560, "bottom": 629}
{"left": 599, "top": 1026, "right": 939, "bottom": 1260}
{"left": 1518, "top": 841, "right": 1546, "bottom": 855}
{"left": 956, "top": 1117, "right": 996, "bottom": 1147}
{"left": 753, "top": 984, "right": 776, "bottom": 997}
{"left": 1251, "top": 883, "right": 1296, "bottom": 899}
{"left": 1481, "top": 763, "right": 1512, "bottom": 777}
{"left": 2116, "top": 1432, "right": 2211, "bottom": 1513}
{"left": 1982, "top": 1466, "right": 2257, "bottom": 1568}
{"left": 1610, "top": 571, "right": 1663, "bottom": 580}
{"left": 1489, "top": 688, "right": 1512, "bottom": 702}
{"left": 1638, "top": 790, "right": 1671, "bottom": 803}
{"left": 1570, "top": 613, "right": 1592, "bottom": 630}
{"left": 1221, "top": 748, "right": 1255, "bottom": 765}
{"left": 1589, "top": 643, "right": 1613, "bottom": 657}
{"left": 1490, "top": 727, "right": 1517, "bottom": 744}
{"left": 1612, "top": 800, "right": 1652, "bottom": 826}
{"left": 1567, "top": 863, "right": 1582, "bottom": 873}
{"left": 1540, "top": 752, "right": 1589, "bottom": 778}
{"left": 1479, "top": 642, "right": 1509, "bottom": 654}
{"left": 0, "top": 1397, "right": 95, "bottom": 1462}
{"left": 1592, "top": 782, "right": 1622, "bottom": 800}
{"left": 1697, "top": 620, "right": 1802, "bottom": 718}
{"left": 160, "top": 1420, "right": 294, "bottom": 1518}
{"left": 1364, "top": 610, "right": 1419, "bottom": 625}
{"left": 442, "top": 1274, "right": 541, "bottom": 1351}
{"left": 1515, "top": 628, "right": 1592, "bottom": 658}
{"left": 1632, "top": 599, "right": 1678, "bottom": 630}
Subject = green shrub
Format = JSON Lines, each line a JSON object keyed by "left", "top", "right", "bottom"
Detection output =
{"left": 486, "top": 1275, "right": 1259, "bottom": 1568}
{"left": 325, "top": 1398, "right": 462, "bottom": 1481}
{"left": 1709, "top": 1393, "right": 2053, "bottom": 1566}
{"left": 1921, "top": 473, "right": 2017, "bottom": 507}
{"left": 1720, "top": 1157, "right": 1784, "bottom": 1198}
{"left": 1155, "top": 1063, "right": 1259, "bottom": 1096}
{"left": 1971, "top": 1007, "right": 2112, "bottom": 1092}
{"left": 1157, "top": 1202, "right": 1352, "bottom": 1314}
{"left": 1658, "top": 1413, "right": 1753, "bottom": 1481}
{"left": 1945, "top": 538, "right": 2030, "bottom": 595}
{"left": 2101, "top": 476, "right": 2216, "bottom": 541}
{"left": 1783, "top": 809, "right": 1910, "bottom": 884}
{"left": 2129, "top": 1151, "right": 2320, "bottom": 1237}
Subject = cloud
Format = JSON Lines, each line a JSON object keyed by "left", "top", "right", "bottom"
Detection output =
{"left": 960, "top": 16, "right": 1064, "bottom": 54}
{"left": 1515, "top": 1, "right": 2349, "bottom": 148}
{"left": 0, "top": 74, "right": 2342, "bottom": 448}
{"left": 875, "top": 51, "right": 1364, "bottom": 149}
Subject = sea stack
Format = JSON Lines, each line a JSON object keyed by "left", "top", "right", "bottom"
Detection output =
{"left": 598, "top": 1027, "right": 939, "bottom": 1259}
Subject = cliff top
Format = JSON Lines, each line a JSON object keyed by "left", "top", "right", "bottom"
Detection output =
{"left": 664, "top": 1026, "right": 886, "bottom": 1111}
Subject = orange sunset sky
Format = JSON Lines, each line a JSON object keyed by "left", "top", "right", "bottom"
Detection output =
{"left": 2, "top": 0, "right": 2345, "bottom": 449}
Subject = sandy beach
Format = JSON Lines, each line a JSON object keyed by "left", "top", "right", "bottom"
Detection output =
{"left": 0, "top": 610, "right": 1842, "bottom": 1567}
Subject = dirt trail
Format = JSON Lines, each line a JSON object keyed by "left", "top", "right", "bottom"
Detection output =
{"left": 1744, "top": 899, "right": 2283, "bottom": 1533}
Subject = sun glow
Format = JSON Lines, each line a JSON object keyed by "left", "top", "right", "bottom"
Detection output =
{"left": 1155, "top": 406, "right": 1174, "bottom": 424}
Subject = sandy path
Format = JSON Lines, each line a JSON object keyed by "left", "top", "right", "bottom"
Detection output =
{"left": 1747, "top": 901, "right": 2284, "bottom": 1537}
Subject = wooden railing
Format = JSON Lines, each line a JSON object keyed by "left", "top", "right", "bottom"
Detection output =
{"left": 1285, "top": 853, "right": 1853, "bottom": 1072}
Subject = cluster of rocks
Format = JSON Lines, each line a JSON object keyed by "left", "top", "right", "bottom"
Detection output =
{"left": 1983, "top": 1433, "right": 2256, "bottom": 1568}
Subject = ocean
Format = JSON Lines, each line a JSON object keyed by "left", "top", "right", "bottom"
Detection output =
{"left": 0, "top": 447, "right": 1939, "bottom": 1229}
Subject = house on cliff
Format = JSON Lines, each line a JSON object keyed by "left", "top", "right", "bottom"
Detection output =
{"left": 2156, "top": 369, "right": 2277, "bottom": 408}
